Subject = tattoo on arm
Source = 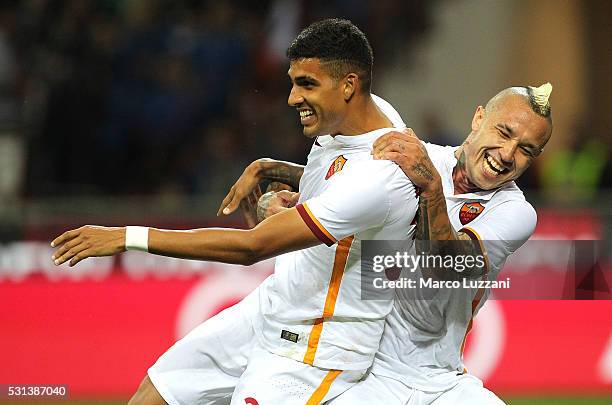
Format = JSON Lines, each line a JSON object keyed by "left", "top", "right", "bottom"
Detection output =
{"left": 415, "top": 190, "right": 485, "bottom": 277}
{"left": 260, "top": 161, "right": 304, "bottom": 190}
{"left": 411, "top": 160, "right": 434, "bottom": 182}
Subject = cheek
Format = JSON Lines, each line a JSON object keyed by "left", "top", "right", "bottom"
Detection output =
{"left": 513, "top": 155, "right": 532, "bottom": 174}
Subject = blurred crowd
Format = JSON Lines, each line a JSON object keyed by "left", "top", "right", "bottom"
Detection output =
{"left": 1, "top": 0, "right": 609, "bottom": 204}
{"left": 0, "top": 0, "right": 435, "bottom": 198}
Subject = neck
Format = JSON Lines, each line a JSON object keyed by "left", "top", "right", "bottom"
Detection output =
{"left": 453, "top": 145, "right": 480, "bottom": 195}
{"left": 333, "top": 94, "right": 393, "bottom": 136}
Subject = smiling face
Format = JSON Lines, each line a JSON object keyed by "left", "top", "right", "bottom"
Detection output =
{"left": 461, "top": 93, "right": 552, "bottom": 190}
{"left": 287, "top": 58, "right": 349, "bottom": 138}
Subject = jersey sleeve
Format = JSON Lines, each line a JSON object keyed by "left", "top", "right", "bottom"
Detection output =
{"left": 460, "top": 199, "right": 537, "bottom": 271}
{"left": 296, "top": 161, "right": 401, "bottom": 246}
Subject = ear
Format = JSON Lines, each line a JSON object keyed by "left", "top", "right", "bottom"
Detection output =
{"left": 343, "top": 73, "right": 358, "bottom": 101}
{"left": 471, "top": 105, "right": 485, "bottom": 132}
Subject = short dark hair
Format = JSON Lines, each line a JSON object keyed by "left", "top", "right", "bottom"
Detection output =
{"left": 286, "top": 18, "right": 373, "bottom": 93}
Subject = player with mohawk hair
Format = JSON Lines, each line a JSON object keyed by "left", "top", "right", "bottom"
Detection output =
{"left": 328, "top": 83, "right": 554, "bottom": 404}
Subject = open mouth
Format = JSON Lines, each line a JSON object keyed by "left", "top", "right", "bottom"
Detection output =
{"left": 298, "top": 109, "right": 316, "bottom": 126}
{"left": 482, "top": 153, "right": 508, "bottom": 177}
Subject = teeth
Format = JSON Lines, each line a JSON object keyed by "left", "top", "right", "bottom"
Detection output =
{"left": 299, "top": 110, "right": 313, "bottom": 118}
{"left": 485, "top": 155, "right": 505, "bottom": 173}
{"left": 483, "top": 158, "right": 500, "bottom": 176}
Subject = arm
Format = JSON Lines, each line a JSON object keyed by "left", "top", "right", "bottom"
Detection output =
{"left": 51, "top": 207, "right": 319, "bottom": 267}
{"left": 217, "top": 158, "right": 304, "bottom": 218}
{"left": 373, "top": 130, "right": 484, "bottom": 274}
{"left": 373, "top": 129, "right": 471, "bottom": 242}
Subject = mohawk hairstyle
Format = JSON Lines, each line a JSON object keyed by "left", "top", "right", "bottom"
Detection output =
{"left": 525, "top": 86, "right": 552, "bottom": 118}
{"left": 287, "top": 18, "right": 373, "bottom": 93}
{"left": 486, "top": 85, "right": 553, "bottom": 123}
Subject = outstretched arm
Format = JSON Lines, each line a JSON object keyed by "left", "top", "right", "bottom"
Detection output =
{"left": 51, "top": 207, "right": 318, "bottom": 267}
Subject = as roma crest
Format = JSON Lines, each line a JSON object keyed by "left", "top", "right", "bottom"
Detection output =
{"left": 459, "top": 202, "right": 484, "bottom": 225}
{"left": 325, "top": 155, "right": 347, "bottom": 180}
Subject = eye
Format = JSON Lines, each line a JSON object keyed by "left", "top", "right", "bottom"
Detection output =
{"left": 498, "top": 129, "right": 510, "bottom": 139}
{"left": 520, "top": 147, "right": 534, "bottom": 157}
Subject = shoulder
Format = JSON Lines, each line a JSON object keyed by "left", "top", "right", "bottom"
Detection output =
{"left": 423, "top": 142, "right": 456, "bottom": 159}
{"left": 330, "top": 159, "right": 415, "bottom": 198}
{"left": 372, "top": 94, "right": 405, "bottom": 128}
{"left": 493, "top": 183, "right": 536, "bottom": 217}
{"left": 473, "top": 194, "right": 537, "bottom": 242}
{"left": 342, "top": 159, "right": 411, "bottom": 184}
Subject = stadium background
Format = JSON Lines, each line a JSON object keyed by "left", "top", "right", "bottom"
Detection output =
{"left": 0, "top": 0, "right": 610, "bottom": 404}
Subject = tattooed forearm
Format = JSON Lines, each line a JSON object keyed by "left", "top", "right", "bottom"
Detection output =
{"left": 411, "top": 161, "right": 434, "bottom": 182}
{"left": 416, "top": 190, "right": 453, "bottom": 241}
{"left": 416, "top": 187, "right": 485, "bottom": 277}
{"left": 258, "top": 159, "right": 304, "bottom": 189}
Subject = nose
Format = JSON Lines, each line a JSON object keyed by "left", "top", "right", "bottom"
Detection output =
{"left": 499, "top": 141, "right": 517, "bottom": 166}
{"left": 288, "top": 86, "right": 303, "bottom": 107}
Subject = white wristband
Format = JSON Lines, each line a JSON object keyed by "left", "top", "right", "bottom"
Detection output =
{"left": 125, "top": 226, "right": 149, "bottom": 252}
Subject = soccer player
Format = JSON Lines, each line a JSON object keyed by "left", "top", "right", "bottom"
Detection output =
{"left": 227, "top": 84, "right": 554, "bottom": 404}
{"left": 51, "top": 19, "right": 418, "bottom": 404}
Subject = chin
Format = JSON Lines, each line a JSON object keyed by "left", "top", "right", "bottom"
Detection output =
{"left": 479, "top": 177, "right": 510, "bottom": 190}
{"left": 302, "top": 126, "right": 321, "bottom": 138}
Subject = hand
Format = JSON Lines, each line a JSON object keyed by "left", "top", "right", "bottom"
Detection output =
{"left": 218, "top": 160, "right": 263, "bottom": 217}
{"left": 51, "top": 225, "right": 126, "bottom": 267}
{"left": 265, "top": 181, "right": 293, "bottom": 193}
{"left": 373, "top": 128, "right": 441, "bottom": 193}
{"left": 239, "top": 185, "right": 262, "bottom": 229}
{"left": 257, "top": 190, "right": 300, "bottom": 222}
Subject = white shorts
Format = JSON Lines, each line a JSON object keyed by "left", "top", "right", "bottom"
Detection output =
{"left": 230, "top": 347, "right": 366, "bottom": 405}
{"left": 330, "top": 372, "right": 504, "bottom": 405}
{"left": 148, "top": 281, "right": 263, "bottom": 405}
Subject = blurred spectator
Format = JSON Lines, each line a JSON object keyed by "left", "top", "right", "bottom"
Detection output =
{"left": 1, "top": 0, "right": 437, "bottom": 198}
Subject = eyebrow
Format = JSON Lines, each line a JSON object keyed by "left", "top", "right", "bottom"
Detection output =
{"left": 496, "top": 123, "right": 514, "bottom": 135}
{"left": 289, "top": 74, "right": 320, "bottom": 86}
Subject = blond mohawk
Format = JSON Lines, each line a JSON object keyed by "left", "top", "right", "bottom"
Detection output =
{"left": 526, "top": 82, "right": 552, "bottom": 117}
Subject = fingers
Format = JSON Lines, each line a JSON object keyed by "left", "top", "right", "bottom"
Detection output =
{"left": 276, "top": 190, "right": 300, "bottom": 207}
{"left": 51, "top": 237, "right": 81, "bottom": 262}
{"left": 373, "top": 129, "right": 420, "bottom": 156}
{"left": 247, "top": 186, "right": 262, "bottom": 206}
{"left": 402, "top": 127, "right": 418, "bottom": 138}
{"left": 287, "top": 192, "right": 300, "bottom": 205}
{"left": 54, "top": 241, "right": 90, "bottom": 266}
{"left": 217, "top": 187, "right": 236, "bottom": 216}
{"left": 219, "top": 182, "right": 263, "bottom": 217}
{"left": 378, "top": 151, "right": 403, "bottom": 165}
{"left": 239, "top": 189, "right": 260, "bottom": 228}
{"left": 51, "top": 228, "right": 80, "bottom": 248}
{"left": 254, "top": 185, "right": 262, "bottom": 200}
{"left": 373, "top": 140, "right": 420, "bottom": 160}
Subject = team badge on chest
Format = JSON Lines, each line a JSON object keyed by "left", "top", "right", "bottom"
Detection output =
{"left": 325, "top": 155, "right": 347, "bottom": 179}
{"left": 459, "top": 202, "right": 484, "bottom": 225}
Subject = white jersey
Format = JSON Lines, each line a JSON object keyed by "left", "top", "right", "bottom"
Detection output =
{"left": 257, "top": 96, "right": 418, "bottom": 371}
{"left": 372, "top": 143, "right": 537, "bottom": 390}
